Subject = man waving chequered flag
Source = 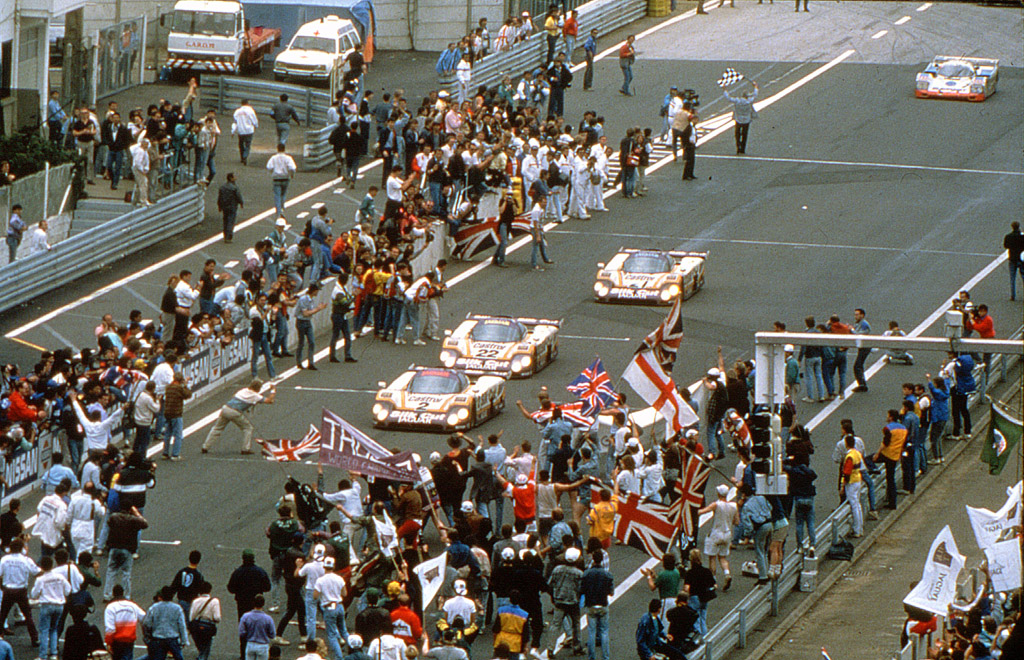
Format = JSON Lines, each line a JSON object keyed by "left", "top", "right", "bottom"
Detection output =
{"left": 566, "top": 358, "right": 618, "bottom": 416}
{"left": 717, "top": 68, "right": 744, "bottom": 88}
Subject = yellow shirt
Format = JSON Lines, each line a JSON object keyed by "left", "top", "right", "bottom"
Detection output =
{"left": 545, "top": 16, "right": 558, "bottom": 37}
{"left": 588, "top": 500, "right": 617, "bottom": 540}
{"left": 842, "top": 449, "right": 863, "bottom": 484}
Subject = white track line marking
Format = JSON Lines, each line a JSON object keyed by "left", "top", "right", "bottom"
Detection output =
{"left": 561, "top": 334, "right": 635, "bottom": 342}
{"left": 699, "top": 154, "right": 1024, "bottom": 177}
{"left": 895, "top": 16, "right": 911, "bottom": 25}
{"left": 916, "top": 2, "right": 932, "bottom": 12}
{"left": 871, "top": 29, "right": 888, "bottom": 39}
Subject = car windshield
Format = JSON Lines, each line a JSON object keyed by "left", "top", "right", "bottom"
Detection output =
{"left": 289, "top": 35, "right": 336, "bottom": 53}
{"left": 937, "top": 62, "right": 974, "bottom": 78}
{"left": 172, "top": 10, "right": 235, "bottom": 37}
{"left": 408, "top": 371, "right": 465, "bottom": 395}
{"left": 623, "top": 253, "right": 673, "bottom": 274}
{"left": 470, "top": 320, "right": 525, "bottom": 343}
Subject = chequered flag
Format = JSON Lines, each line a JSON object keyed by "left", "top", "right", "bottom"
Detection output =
{"left": 717, "top": 68, "right": 744, "bottom": 88}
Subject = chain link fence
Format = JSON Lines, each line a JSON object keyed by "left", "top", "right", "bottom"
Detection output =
{"left": 93, "top": 16, "right": 147, "bottom": 102}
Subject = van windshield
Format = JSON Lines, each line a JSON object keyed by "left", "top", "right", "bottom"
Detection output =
{"left": 289, "top": 35, "right": 336, "bottom": 53}
{"left": 172, "top": 10, "right": 235, "bottom": 37}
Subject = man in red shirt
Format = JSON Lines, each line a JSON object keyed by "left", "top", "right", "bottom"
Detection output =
{"left": 966, "top": 304, "right": 996, "bottom": 390}
{"left": 618, "top": 35, "right": 636, "bottom": 96}
{"left": 497, "top": 472, "right": 537, "bottom": 527}
{"left": 7, "top": 380, "right": 47, "bottom": 424}
{"left": 827, "top": 314, "right": 853, "bottom": 399}
{"left": 389, "top": 594, "right": 424, "bottom": 647}
{"left": 562, "top": 10, "right": 579, "bottom": 65}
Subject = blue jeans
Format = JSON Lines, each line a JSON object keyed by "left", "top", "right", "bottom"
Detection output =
{"left": 251, "top": 336, "right": 277, "bottom": 378}
{"left": 1010, "top": 259, "right": 1024, "bottom": 300}
{"left": 6, "top": 236, "right": 19, "bottom": 262}
{"left": 585, "top": 605, "right": 609, "bottom": 660}
{"left": 753, "top": 522, "right": 771, "bottom": 579}
{"left": 276, "top": 122, "right": 291, "bottom": 147}
{"left": 246, "top": 641, "right": 270, "bottom": 660}
{"left": 531, "top": 232, "right": 550, "bottom": 267}
{"left": 792, "top": 496, "right": 816, "bottom": 548}
{"left": 323, "top": 605, "right": 349, "bottom": 660}
{"left": 929, "top": 419, "right": 946, "bottom": 460}
{"left": 133, "top": 424, "right": 152, "bottom": 455}
{"left": 493, "top": 223, "right": 509, "bottom": 264}
{"left": 853, "top": 348, "right": 870, "bottom": 388}
{"left": 107, "top": 149, "right": 126, "bottom": 188}
{"left": 396, "top": 301, "right": 419, "bottom": 341}
{"left": 330, "top": 313, "right": 353, "bottom": 359}
{"left": 296, "top": 320, "right": 315, "bottom": 366}
{"left": 833, "top": 353, "right": 848, "bottom": 392}
{"left": 706, "top": 419, "right": 725, "bottom": 456}
{"left": 199, "top": 298, "right": 221, "bottom": 316}
{"left": 238, "top": 134, "right": 253, "bottom": 161}
{"left": 429, "top": 181, "right": 443, "bottom": 209}
{"left": 104, "top": 548, "right": 134, "bottom": 599}
{"left": 149, "top": 637, "right": 185, "bottom": 660}
{"left": 39, "top": 602, "right": 62, "bottom": 658}
{"left": 804, "top": 357, "right": 824, "bottom": 399}
{"left": 822, "top": 358, "right": 835, "bottom": 396}
{"left": 166, "top": 417, "right": 184, "bottom": 457}
{"left": 564, "top": 35, "right": 576, "bottom": 61}
{"left": 193, "top": 148, "right": 206, "bottom": 181}
{"left": 355, "top": 295, "right": 377, "bottom": 332}
{"left": 623, "top": 168, "right": 637, "bottom": 197}
{"left": 916, "top": 424, "right": 929, "bottom": 475}
{"left": 272, "top": 179, "right": 289, "bottom": 217}
{"left": 304, "top": 588, "right": 319, "bottom": 641}
{"left": 620, "top": 62, "right": 633, "bottom": 94}
{"left": 272, "top": 314, "right": 289, "bottom": 355}
{"left": 687, "top": 595, "right": 708, "bottom": 636}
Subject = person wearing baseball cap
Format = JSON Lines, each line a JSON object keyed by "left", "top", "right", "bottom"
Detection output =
{"left": 495, "top": 470, "right": 537, "bottom": 527}
{"left": 698, "top": 483, "right": 738, "bottom": 592}
{"left": 548, "top": 545, "right": 585, "bottom": 655}
{"left": 313, "top": 555, "right": 348, "bottom": 660}
{"left": 703, "top": 365, "right": 729, "bottom": 460}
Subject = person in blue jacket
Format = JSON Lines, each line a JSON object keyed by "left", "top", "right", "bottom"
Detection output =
{"left": 946, "top": 352, "right": 975, "bottom": 440}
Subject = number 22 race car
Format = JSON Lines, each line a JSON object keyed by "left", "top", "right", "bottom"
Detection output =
{"left": 593, "top": 248, "right": 707, "bottom": 304}
{"left": 440, "top": 314, "right": 560, "bottom": 378}
{"left": 915, "top": 56, "right": 998, "bottom": 102}
{"left": 372, "top": 366, "right": 505, "bottom": 431}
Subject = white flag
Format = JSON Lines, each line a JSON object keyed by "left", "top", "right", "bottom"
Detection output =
{"left": 984, "top": 538, "right": 1022, "bottom": 593}
{"left": 622, "top": 349, "right": 699, "bottom": 435}
{"left": 374, "top": 510, "right": 400, "bottom": 558}
{"left": 413, "top": 552, "right": 447, "bottom": 610}
{"left": 966, "top": 481, "right": 1022, "bottom": 551}
{"left": 902, "top": 525, "right": 966, "bottom": 616}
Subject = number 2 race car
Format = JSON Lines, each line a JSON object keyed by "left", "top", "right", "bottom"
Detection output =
{"left": 373, "top": 366, "right": 505, "bottom": 431}
{"left": 593, "top": 249, "right": 707, "bottom": 304}
{"left": 440, "top": 314, "right": 560, "bottom": 378}
{"left": 915, "top": 56, "right": 998, "bottom": 102}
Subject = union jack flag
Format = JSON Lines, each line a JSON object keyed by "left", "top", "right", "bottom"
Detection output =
{"left": 674, "top": 454, "right": 711, "bottom": 538}
{"left": 529, "top": 400, "right": 595, "bottom": 429}
{"left": 452, "top": 214, "right": 532, "bottom": 259}
{"left": 258, "top": 425, "right": 321, "bottom": 462}
{"left": 638, "top": 296, "right": 684, "bottom": 369}
{"left": 566, "top": 358, "right": 618, "bottom": 416}
{"left": 591, "top": 485, "right": 681, "bottom": 558}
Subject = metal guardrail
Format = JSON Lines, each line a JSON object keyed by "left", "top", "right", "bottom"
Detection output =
{"left": 201, "top": 76, "right": 332, "bottom": 128}
{"left": 302, "top": 123, "right": 338, "bottom": 171}
{"left": 0, "top": 186, "right": 205, "bottom": 313}
{"left": 695, "top": 326, "right": 1024, "bottom": 660}
{"left": 438, "top": 0, "right": 649, "bottom": 94}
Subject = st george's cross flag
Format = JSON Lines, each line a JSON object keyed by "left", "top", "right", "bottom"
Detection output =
{"left": 591, "top": 485, "right": 681, "bottom": 557}
{"left": 567, "top": 358, "right": 619, "bottom": 416}
{"left": 717, "top": 68, "right": 744, "bottom": 88}
{"left": 638, "top": 296, "right": 684, "bottom": 370}
{"left": 622, "top": 349, "right": 699, "bottom": 434}
{"left": 258, "top": 425, "right": 321, "bottom": 462}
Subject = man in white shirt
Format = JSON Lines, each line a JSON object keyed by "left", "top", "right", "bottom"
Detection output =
{"left": 319, "top": 473, "right": 364, "bottom": 556}
{"left": 72, "top": 398, "right": 126, "bottom": 460}
{"left": 266, "top": 144, "right": 297, "bottom": 217}
{"left": 233, "top": 99, "right": 258, "bottom": 165}
{"left": 367, "top": 625, "right": 408, "bottom": 660}
{"left": 32, "top": 555, "right": 73, "bottom": 660}
{"left": 521, "top": 146, "right": 540, "bottom": 197}
{"left": 441, "top": 579, "right": 476, "bottom": 623}
{"left": 313, "top": 557, "right": 348, "bottom": 660}
{"left": 395, "top": 271, "right": 433, "bottom": 346}
{"left": 69, "top": 483, "right": 106, "bottom": 557}
{"left": 297, "top": 546, "right": 326, "bottom": 641}
{"left": 0, "top": 539, "right": 41, "bottom": 646}
{"left": 131, "top": 138, "right": 151, "bottom": 205}
{"left": 33, "top": 480, "right": 71, "bottom": 556}
{"left": 202, "top": 379, "right": 276, "bottom": 454}
{"left": 24, "top": 220, "right": 51, "bottom": 255}
{"left": 529, "top": 191, "right": 552, "bottom": 271}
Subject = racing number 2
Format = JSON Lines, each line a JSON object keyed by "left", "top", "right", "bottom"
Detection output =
{"left": 477, "top": 348, "right": 500, "bottom": 358}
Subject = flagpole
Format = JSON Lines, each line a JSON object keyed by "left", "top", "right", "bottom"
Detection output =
{"left": 677, "top": 437, "right": 735, "bottom": 483}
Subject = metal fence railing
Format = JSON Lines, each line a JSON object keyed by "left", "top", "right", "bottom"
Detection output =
{"left": 93, "top": 16, "right": 147, "bottom": 102}
{"left": 0, "top": 163, "right": 76, "bottom": 234}
{"left": 438, "top": 0, "right": 648, "bottom": 94}
{"left": 0, "top": 185, "right": 204, "bottom": 314}
{"left": 693, "top": 327, "right": 1024, "bottom": 660}
{"left": 201, "top": 76, "right": 332, "bottom": 128}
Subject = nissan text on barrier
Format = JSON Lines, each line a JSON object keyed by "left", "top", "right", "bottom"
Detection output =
{"left": 274, "top": 16, "right": 361, "bottom": 83}
{"left": 165, "top": 0, "right": 281, "bottom": 75}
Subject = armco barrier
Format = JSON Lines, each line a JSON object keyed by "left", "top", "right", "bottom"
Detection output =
{"left": 201, "top": 76, "right": 332, "bottom": 127}
{"left": 692, "top": 328, "right": 1023, "bottom": 660}
{"left": 303, "top": 123, "right": 338, "bottom": 171}
{"left": 0, "top": 186, "right": 205, "bottom": 314}
{"left": 438, "top": 0, "right": 648, "bottom": 95}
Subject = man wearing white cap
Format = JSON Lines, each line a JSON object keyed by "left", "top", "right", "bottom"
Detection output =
{"left": 698, "top": 484, "right": 738, "bottom": 592}
{"left": 548, "top": 546, "right": 584, "bottom": 654}
{"left": 313, "top": 556, "right": 349, "bottom": 660}
{"left": 703, "top": 368, "right": 728, "bottom": 460}
{"left": 296, "top": 545, "right": 326, "bottom": 642}
{"left": 442, "top": 579, "right": 477, "bottom": 625}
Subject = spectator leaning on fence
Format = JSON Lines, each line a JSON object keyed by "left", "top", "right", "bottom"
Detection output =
{"left": 6, "top": 203, "right": 26, "bottom": 262}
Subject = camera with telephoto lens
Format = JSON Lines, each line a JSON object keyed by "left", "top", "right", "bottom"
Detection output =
{"left": 682, "top": 89, "right": 700, "bottom": 107}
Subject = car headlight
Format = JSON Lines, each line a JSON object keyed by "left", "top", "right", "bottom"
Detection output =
{"left": 970, "top": 83, "right": 984, "bottom": 93}
{"left": 457, "top": 408, "right": 470, "bottom": 421}
{"left": 660, "top": 289, "right": 674, "bottom": 302}
{"left": 594, "top": 283, "right": 609, "bottom": 297}
{"left": 440, "top": 351, "right": 457, "bottom": 367}
{"left": 667, "top": 284, "right": 680, "bottom": 297}
{"left": 915, "top": 76, "right": 928, "bottom": 90}
{"left": 446, "top": 412, "right": 460, "bottom": 426}
{"left": 374, "top": 406, "right": 390, "bottom": 422}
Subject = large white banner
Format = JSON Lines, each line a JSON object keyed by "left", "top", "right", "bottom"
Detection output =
{"left": 984, "top": 538, "right": 1022, "bottom": 593}
{"left": 966, "top": 481, "right": 1022, "bottom": 551}
{"left": 903, "top": 525, "right": 966, "bottom": 616}
{"left": 412, "top": 551, "right": 447, "bottom": 611}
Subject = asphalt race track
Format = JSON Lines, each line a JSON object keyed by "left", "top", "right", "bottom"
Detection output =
{"left": 1, "top": 2, "right": 1022, "bottom": 660}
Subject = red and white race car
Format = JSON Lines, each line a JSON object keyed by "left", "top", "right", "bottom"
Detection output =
{"left": 915, "top": 56, "right": 999, "bottom": 102}
{"left": 440, "top": 314, "right": 560, "bottom": 378}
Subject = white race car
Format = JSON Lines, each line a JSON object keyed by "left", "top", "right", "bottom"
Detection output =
{"left": 593, "top": 249, "right": 707, "bottom": 304}
{"left": 440, "top": 314, "right": 560, "bottom": 378}
{"left": 915, "top": 56, "right": 998, "bottom": 102}
{"left": 373, "top": 366, "right": 505, "bottom": 431}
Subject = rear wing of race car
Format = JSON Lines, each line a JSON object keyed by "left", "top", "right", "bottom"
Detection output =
{"left": 929, "top": 55, "right": 999, "bottom": 75}
{"left": 619, "top": 247, "right": 710, "bottom": 260}
{"left": 464, "top": 313, "right": 562, "bottom": 328}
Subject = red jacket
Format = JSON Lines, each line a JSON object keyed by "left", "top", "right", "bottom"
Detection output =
{"left": 390, "top": 605, "right": 423, "bottom": 644}
{"left": 6, "top": 390, "right": 41, "bottom": 422}
{"left": 967, "top": 314, "right": 994, "bottom": 338}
